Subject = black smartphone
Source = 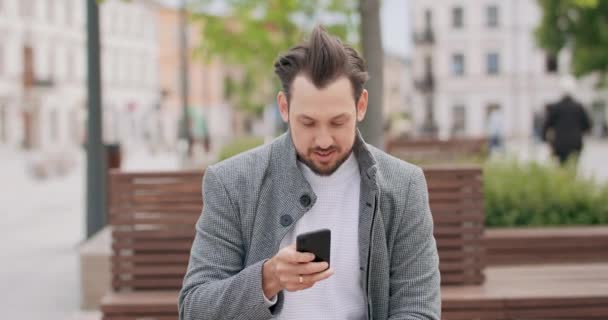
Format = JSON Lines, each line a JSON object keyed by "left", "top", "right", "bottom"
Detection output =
{"left": 296, "top": 228, "right": 331, "bottom": 267}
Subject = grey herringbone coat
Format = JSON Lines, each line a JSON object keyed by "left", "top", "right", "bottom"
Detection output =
{"left": 178, "top": 130, "right": 441, "bottom": 320}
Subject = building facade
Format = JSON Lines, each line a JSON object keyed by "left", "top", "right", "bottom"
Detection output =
{"left": 0, "top": 0, "right": 160, "bottom": 150}
{"left": 410, "top": 0, "right": 606, "bottom": 140}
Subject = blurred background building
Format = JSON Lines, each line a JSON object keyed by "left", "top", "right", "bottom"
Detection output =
{"left": 410, "top": 0, "right": 608, "bottom": 140}
{"left": 0, "top": 0, "right": 237, "bottom": 156}
{"left": 100, "top": 0, "right": 160, "bottom": 151}
{"left": 0, "top": 0, "right": 161, "bottom": 151}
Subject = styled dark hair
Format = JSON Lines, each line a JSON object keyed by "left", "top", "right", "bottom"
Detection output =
{"left": 274, "top": 25, "right": 369, "bottom": 104}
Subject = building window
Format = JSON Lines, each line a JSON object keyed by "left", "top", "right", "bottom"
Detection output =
{"left": 487, "top": 5, "right": 499, "bottom": 28}
{"left": 452, "top": 7, "right": 464, "bottom": 28}
{"left": 451, "top": 105, "right": 467, "bottom": 136}
{"left": 424, "top": 9, "right": 432, "bottom": 30}
{"left": 452, "top": 53, "right": 465, "bottom": 76}
{"left": 487, "top": 52, "right": 500, "bottom": 75}
{"left": 546, "top": 53, "right": 558, "bottom": 73}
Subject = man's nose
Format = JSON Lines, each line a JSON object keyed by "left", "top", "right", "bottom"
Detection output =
{"left": 315, "top": 129, "right": 333, "bottom": 149}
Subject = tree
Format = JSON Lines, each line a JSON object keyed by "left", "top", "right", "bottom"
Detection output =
{"left": 359, "top": 0, "right": 384, "bottom": 148}
{"left": 190, "top": 0, "right": 359, "bottom": 116}
{"left": 535, "top": 0, "right": 608, "bottom": 86}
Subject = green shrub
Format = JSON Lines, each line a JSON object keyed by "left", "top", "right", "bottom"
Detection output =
{"left": 217, "top": 136, "right": 264, "bottom": 161}
{"left": 484, "top": 159, "right": 608, "bottom": 227}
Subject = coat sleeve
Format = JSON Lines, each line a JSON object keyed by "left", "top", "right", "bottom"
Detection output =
{"left": 178, "top": 167, "right": 283, "bottom": 320}
{"left": 388, "top": 167, "right": 441, "bottom": 320}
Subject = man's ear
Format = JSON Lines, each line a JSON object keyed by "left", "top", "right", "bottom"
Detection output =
{"left": 277, "top": 91, "right": 289, "bottom": 123}
{"left": 356, "top": 89, "right": 368, "bottom": 122}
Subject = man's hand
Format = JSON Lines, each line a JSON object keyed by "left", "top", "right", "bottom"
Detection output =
{"left": 262, "top": 243, "right": 334, "bottom": 299}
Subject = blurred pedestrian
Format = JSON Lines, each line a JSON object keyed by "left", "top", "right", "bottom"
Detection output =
{"left": 486, "top": 105, "right": 504, "bottom": 154}
{"left": 542, "top": 77, "right": 592, "bottom": 165}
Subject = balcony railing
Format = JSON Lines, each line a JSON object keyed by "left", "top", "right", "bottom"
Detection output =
{"left": 413, "top": 28, "right": 434, "bottom": 45}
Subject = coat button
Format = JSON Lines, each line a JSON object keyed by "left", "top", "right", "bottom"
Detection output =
{"left": 280, "top": 215, "right": 293, "bottom": 227}
{"left": 299, "top": 195, "right": 311, "bottom": 207}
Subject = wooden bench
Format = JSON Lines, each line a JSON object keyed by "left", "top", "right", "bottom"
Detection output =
{"left": 485, "top": 226, "right": 608, "bottom": 265}
{"left": 101, "top": 166, "right": 486, "bottom": 319}
{"left": 386, "top": 137, "right": 488, "bottom": 165}
{"left": 101, "top": 168, "right": 608, "bottom": 319}
{"left": 425, "top": 166, "right": 485, "bottom": 285}
{"left": 101, "top": 171, "right": 202, "bottom": 320}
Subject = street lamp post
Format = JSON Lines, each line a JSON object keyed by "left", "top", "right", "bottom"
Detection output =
{"left": 85, "top": 0, "right": 106, "bottom": 238}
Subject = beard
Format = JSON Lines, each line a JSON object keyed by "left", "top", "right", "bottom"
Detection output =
{"left": 297, "top": 146, "right": 353, "bottom": 176}
{"left": 290, "top": 126, "right": 357, "bottom": 177}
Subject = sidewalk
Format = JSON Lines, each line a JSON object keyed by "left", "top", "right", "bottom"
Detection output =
{"left": 0, "top": 148, "right": 84, "bottom": 320}
{"left": 0, "top": 146, "right": 182, "bottom": 320}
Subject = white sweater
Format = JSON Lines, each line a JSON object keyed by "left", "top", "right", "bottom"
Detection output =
{"left": 270, "top": 152, "right": 367, "bottom": 319}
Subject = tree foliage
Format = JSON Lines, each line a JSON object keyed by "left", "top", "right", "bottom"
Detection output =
{"left": 535, "top": 0, "right": 608, "bottom": 85}
{"left": 189, "top": 0, "right": 359, "bottom": 115}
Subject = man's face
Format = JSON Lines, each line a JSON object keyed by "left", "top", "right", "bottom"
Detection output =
{"left": 278, "top": 75, "right": 368, "bottom": 176}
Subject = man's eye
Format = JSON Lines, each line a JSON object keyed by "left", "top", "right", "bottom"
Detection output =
{"left": 302, "top": 122, "right": 314, "bottom": 127}
{"left": 331, "top": 121, "right": 345, "bottom": 127}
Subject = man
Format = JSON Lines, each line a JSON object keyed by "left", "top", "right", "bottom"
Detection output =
{"left": 178, "top": 26, "right": 441, "bottom": 320}
{"left": 486, "top": 105, "right": 504, "bottom": 154}
{"left": 542, "top": 82, "right": 591, "bottom": 165}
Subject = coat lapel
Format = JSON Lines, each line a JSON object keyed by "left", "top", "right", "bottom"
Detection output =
{"left": 258, "top": 131, "right": 317, "bottom": 253}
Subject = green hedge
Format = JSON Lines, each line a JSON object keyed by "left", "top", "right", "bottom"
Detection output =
{"left": 484, "top": 159, "right": 608, "bottom": 227}
{"left": 218, "top": 136, "right": 264, "bottom": 161}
